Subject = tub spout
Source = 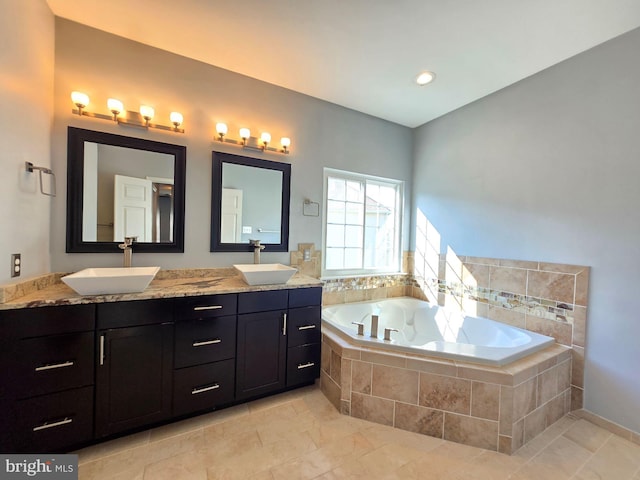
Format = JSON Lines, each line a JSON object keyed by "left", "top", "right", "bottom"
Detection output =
{"left": 384, "top": 327, "right": 399, "bottom": 341}
{"left": 370, "top": 315, "right": 379, "bottom": 338}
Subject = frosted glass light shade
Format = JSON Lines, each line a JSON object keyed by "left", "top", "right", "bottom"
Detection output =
{"left": 107, "top": 98, "right": 124, "bottom": 115}
{"left": 71, "top": 91, "right": 89, "bottom": 108}
{"left": 260, "top": 132, "right": 271, "bottom": 144}
{"left": 170, "top": 111, "right": 183, "bottom": 126}
{"left": 216, "top": 123, "right": 228, "bottom": 135}
{"left": 280, "top": 137, "right": 291, "bottom": 148}
{"left": 239, "top": 128, "right": 251, "bottom": 139}
{"left": 139, "top": 105, "right": 155, "bottom": 121}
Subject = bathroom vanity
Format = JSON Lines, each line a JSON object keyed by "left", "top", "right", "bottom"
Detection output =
{"left": 0, "top": 269, "right": 322, "bottom": 453}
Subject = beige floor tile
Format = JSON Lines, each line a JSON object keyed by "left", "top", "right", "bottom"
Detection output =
{"left": 512, "top": 436, "right": 591, "bottom": 480}
{"left": 74, "top": 430, "right": 150, "bottom": 465}
{"left": 74, "top": 385, "right": 637, "bottom": 480}
{"left": 447, "top": 450, "right": 525, "bottom": 480}
{"left": 574, "top": 434, "right": 640, "bottom": 480}
{"left": 562, "top": 419, "right": 611, "bottom": 452}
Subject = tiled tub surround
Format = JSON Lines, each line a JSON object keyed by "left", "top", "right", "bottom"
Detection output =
{"left": 410, "top": 253, "right": 589, "bottom": 411}
{"left": 321, "top": 328, "right": 572, "bottom": 455}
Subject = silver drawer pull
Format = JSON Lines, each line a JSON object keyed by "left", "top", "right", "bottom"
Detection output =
{"left": 193, "top": 305, "right": 223, "bottom": 311}
{"left": 297, "top": 362, "right": 315, "bottom": 370}
{"left": 35, "top": 361, "right": 74, "bottom": 372}
{"left": 192, "top": 339, "right": 221, "bottom": 347}
{"left": 298, "top": 325, "right": 316, "bottom": 331}
{"left": 33, "top": 417, "right": 72, "bottom": 432}
{"left": 191, "top": 384, "right": 220, "bottom": 395}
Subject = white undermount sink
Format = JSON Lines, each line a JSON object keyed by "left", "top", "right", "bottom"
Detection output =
{"left": 61, "top": 266, "right": 161, "bottom": 295}
{"left": 234, "top": 263, "right": 297, "bottom": 286}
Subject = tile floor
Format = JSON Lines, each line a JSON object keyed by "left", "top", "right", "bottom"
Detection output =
{"left": 75, "top": 384, "right": 640, "bottom": 480}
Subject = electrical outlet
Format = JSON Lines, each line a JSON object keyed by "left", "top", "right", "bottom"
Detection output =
{"left": 11, "top": 253, "right": 21, "bottom": 278}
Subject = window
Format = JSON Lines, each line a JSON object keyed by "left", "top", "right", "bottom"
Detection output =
{"left": 323, "top": 168, "right": 403, "bottom": 277}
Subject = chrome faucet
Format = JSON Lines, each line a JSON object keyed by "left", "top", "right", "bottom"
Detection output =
{"left": 118, "top": 236, "right": 137, "bottom": 267}
{"left": 370, "top": 314, "right": 379, "bottom": 338}
{"left": 249, "top": 239, "right": 265, "bottom": 264}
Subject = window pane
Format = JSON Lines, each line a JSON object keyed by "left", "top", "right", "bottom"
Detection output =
{"left": 326, "top": 248, "right": 344, "bottom": 269}
{"left": 345, "top": 225, "right": 363, "bottom": 247}
{"left": 326, "top": 224, "right": 345, "bottom": 247}
{"left": 327, "top": 177, "right": 345, "bottom": 201}
{"left": 346, "top": 180, "right": 364, "bottom": 202}
{"left": 344, "top": 248, "right": 362, "bottom": 268}
{"left": 345, "top": 202, "right": 364, "bottom": 225}
{"left": 327, "top": 200, "right": 345, "bottom": 224}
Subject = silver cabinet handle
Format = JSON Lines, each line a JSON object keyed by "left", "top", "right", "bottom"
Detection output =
{"left": 33, "top": 417, "right": 72, "bottom": 432}
{"left": 35, "top": 361, "right": 74, "bottom": 372}
{"left": 99, "top": 335, "right": 105, "bottom": 366}
{"left": 191, "top": 383, "right": 220, "bottom": 395}
{"left": 282, "top": 313, "right": 287, "bottom": 336}
{"left": 297, "top": 362, "right": 315, "bottom": 370}
{"left": 193, "top": 305, "right": 223, "bottom": 311}
{"left": 192, "top": 339, "right": 221, "bottom": 347}
{"left": 298, "top": 325, "right": 316, "bottom": 331}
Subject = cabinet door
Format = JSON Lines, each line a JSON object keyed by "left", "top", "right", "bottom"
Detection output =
{"left": 236, "top": 310, "right": 286, "bottom": 400}
{"left": 95, "top": 323, "right": 173, "bottom": 438}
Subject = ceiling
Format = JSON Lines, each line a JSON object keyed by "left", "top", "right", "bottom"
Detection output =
{"left": 46, "top": 0, "right": 640, "bottom": 128}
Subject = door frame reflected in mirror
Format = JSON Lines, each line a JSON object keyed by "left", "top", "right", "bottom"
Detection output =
{"left": 66, "top": 127, "right": 186, "bottom": 253}
{"left": 210, "top": 151, "right": 291, "bottom": 253}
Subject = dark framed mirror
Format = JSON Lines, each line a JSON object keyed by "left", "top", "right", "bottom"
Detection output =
{"left": 210, "top": 151, "right": 290, "bottom": 252}
{"left": 66, "top": 127, "right": 186, "bottom": 253}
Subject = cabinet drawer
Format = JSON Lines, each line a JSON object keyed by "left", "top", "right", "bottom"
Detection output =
{"left": 287, "top": 306, "right": 321, "bottom": 348}
{"left": 238, "top": 290, "right": 288, "bottom": 314}
{"left": 174, "top": 316, "right": 236, "bottom": 368}
{"left": 0, "top": 304, "right": 95, "bottom": 339}
{"left": 14, "top": 331, "right": 94, "bottom": 399}
{"left": 287, "top": 343, "right": 321, "bottom": 387}
{"left": 97, "top": 298, "right": 174, "bottom": 329}
{"left": 288, "top": 287, "right": 322, "bottom": 308}
{"left": 12, "top": 386, "right": 94, "bottom": 453}
{"left": 175, "top": 294, "right": 237, "bottom": 320}
{"left": 173, "top": 359, "right": 235, "bottom": 417}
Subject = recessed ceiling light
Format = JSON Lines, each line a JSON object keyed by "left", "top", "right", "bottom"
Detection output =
{"left": 416, "top": 71, "right": 436, "bottom": 86}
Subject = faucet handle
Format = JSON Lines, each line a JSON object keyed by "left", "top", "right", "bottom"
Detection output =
{"left": 124, "top": 236, "right": 137, "bottom": 245}
{"left": 383, "top": 327, "right": 399, "bottom": 341}
{"left": 351, "top": 322, "right": 365, "bottom": 336}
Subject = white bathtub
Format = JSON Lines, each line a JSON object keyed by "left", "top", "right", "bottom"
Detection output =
{"left": 321, "top": 297, "right": 555, "bottom": 366}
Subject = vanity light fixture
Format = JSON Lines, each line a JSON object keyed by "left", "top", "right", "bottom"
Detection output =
{"left": 70, "top": 91, "right": 185, "bottom": 133}
{"left": 213, "top": 123, "right": 291, "bottom": 154}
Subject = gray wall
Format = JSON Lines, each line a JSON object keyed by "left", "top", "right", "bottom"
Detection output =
{"left": 50, "top": 19, "right": 413, "bottom": 271}
{"left": 412, "top": 27, "right": 640, "bottom": 433}
{"left": 0, "top": 0, "right": 54, "bottom": 283}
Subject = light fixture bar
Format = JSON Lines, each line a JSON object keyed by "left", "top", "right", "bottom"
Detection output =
{"left": 214, "top": 123, "right": 290, "bottom": 154}
{"left": 70, "top": 92, "right": 184, "bottom": 133}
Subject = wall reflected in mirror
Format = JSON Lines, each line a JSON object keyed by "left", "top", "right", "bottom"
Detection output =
{"left": 82, "top": 142, "right": 175, "bottom": 243}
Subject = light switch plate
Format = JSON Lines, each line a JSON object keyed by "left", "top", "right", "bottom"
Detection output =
{"left": 242, "top": 226, "right": 252, "bottom": 234}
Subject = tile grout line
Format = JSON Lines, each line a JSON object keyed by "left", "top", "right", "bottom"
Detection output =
{"left": 566, "top": 431, "right": 613, "bottom": 479}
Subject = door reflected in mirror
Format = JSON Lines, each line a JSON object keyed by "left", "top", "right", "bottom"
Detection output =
{"left": 67, "top": 127, "right": 186, "bottom": 253}
{"left": 211, "top": 152, "right": 290, "bottom": 253}
{"left": 82, "top": 142, "right": 175, "bottom": 243}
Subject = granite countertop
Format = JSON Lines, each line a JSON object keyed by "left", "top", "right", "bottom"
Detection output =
{"left": 0, "top": 268, "right": 322, "bottom": 310}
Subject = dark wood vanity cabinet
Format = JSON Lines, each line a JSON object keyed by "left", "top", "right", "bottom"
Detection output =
{"left": 173, "top": 294, "right": 237, "bottom": 417}
{"left": 236, "top": 290, "right": 289, "bottom": 401}
{"left": 95, "top": 299, "right": 174, "bottom": 438}
{"left": 0, "top": 284, "right": 321, "bottom": 453}
{"left": 287, "top": 288, "right": 322, "bottom": 387}
{"left": 0, "top": 304, "right": 96, "bottom": 453}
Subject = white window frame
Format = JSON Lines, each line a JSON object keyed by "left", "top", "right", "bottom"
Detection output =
{"left": 322, "top": 168, "right": 404, "bottom": 278}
